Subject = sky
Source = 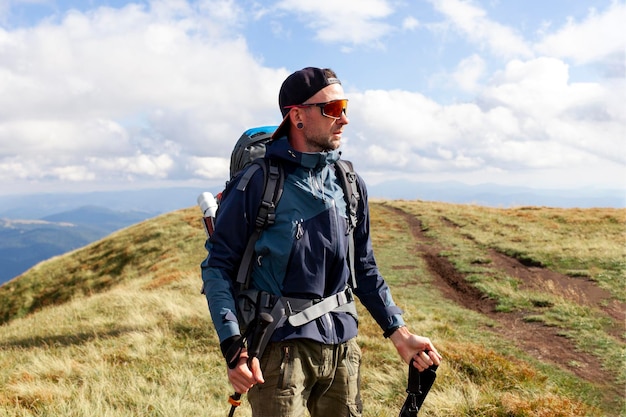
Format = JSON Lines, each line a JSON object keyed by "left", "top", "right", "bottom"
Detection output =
{"left": 0, "top": 0, "right": 624, "bottom": 196}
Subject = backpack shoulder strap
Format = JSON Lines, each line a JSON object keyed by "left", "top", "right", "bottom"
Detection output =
{"left": 334, "top": 159, "right": 360, "bottom": 289}
{"left": 235, "top": 158, "right": 284, "bottom": 289}
{"left": 334, "top": 160, "right": 359, "bottom": 232}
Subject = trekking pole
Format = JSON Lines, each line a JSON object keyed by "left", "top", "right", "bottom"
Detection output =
{"left": 227, "top": 312, "right": 274, "bottom": 417}
{"left": 399, "top": 356, "right": 438, "bottom": 417}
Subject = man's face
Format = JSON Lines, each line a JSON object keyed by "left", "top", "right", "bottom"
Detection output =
{"left": 299, "top": 83, "right": 349, "bottom": 152}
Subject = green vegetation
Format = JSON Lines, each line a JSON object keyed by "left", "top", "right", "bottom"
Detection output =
{"left": 386, "top": 201, "right": 625, "bottom": 388}
{"left": 0, "top": 201, "right": 624, "bottom": 416}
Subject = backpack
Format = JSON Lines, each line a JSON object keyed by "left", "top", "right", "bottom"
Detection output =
{"left": 224, "top": 126, "right": 361, "bottom": 291}
{"left": 229, "top": 126, "right": 278, "bottom": 179}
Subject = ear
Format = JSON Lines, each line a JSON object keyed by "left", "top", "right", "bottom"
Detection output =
{"left": 289, "top": 107, "right": 305, "bottom": 125}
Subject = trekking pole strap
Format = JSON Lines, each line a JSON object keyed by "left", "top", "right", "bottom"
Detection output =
{"left": 399, "top": 359, "right": 438, "bottom": 416}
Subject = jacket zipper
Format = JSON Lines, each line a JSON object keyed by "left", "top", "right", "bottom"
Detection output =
{"left": 309, "top": 168, "right": 328, "bottom": 201}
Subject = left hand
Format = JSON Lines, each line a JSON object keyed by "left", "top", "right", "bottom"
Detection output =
{"left": 389, "top": 326, "right": 442, "bottom": 372}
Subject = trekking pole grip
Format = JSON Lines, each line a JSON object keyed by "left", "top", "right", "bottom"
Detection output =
{"left": 226, "top": 313, "right": 274, "bottom": 417}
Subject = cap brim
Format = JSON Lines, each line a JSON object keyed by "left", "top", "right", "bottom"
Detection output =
{"left": 271, "top": 112, "right": 291, "bottom": 140}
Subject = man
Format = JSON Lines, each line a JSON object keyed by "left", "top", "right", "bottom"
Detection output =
{"left": 201, "top": 67, "right": 441, "bottom": 417}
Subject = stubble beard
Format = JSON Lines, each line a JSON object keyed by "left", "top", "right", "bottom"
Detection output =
{"left": 305, "top": 130, "right": 341, "bottom": 152}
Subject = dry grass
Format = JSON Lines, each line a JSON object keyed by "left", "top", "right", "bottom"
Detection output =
{"left": 0, "top": 202, "right": 623, "bottom": 416}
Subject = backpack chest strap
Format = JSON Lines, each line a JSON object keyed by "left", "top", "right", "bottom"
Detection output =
{"left": 284, "top": 287, "right": 356, "bottom": 327}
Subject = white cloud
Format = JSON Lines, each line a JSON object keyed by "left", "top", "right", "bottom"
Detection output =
{"left": 52, "top": 165, "right": 96, "bottom": 182}
{"left": 402, "top": 16, "right": 419, "bottom": 31}
{"left": 188, "top": 156, "right": 230, "bottom": 180}
{"left": 429, "top": 0, "right": 532, "bottom": 59}
{"left": 346, "top": 54, "right": 625, "bottom": 186}
{"left": 452, "top": 54, "right": 486, "bottom": 91}
{"left": 274, "top": 0, "right": 395, "bottom": 45}
{"left": 0, "top": 158, "right": 32, "bottom": 181}
{"left": 484, "top": 58, "right": 577, "bottom": 117}
{"left": 535, "top": 2, "right": 626, "bottom": 69}
{"left": 353, "top": 89, "right": 456, "bottom": 146}
{"left": 0, "top": 119, "right": 132, "bottom": 156}
{"left": 481, "top": 57, "right": 625, "bottom": 164}
{"left": 88, "top": 153, "right": 175, "bottom": 178}
{"left": 0, "top": 1, "right": 285, "bottom": 187}
{"left": 0, "top": 0, "right": 624, "bottom": 195}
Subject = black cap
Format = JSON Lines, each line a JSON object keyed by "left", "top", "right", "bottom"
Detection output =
{"left": 272, "top": 67, "right": 341, "bottom": 140}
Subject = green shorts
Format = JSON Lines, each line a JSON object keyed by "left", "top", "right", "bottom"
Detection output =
{"left": 248, "top": 338, "right": 362, "bottom": 417}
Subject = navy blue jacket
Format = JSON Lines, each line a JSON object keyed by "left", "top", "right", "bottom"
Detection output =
{"left": 201, "top": 136, "right": 404, "bottom": 345}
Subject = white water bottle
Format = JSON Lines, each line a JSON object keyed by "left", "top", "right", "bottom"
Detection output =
{"left": 197, "top": 192, "right": 217, "bottom": 237}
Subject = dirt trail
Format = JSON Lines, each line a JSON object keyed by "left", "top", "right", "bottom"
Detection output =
{"left": 387, "top": 206, "right": 624, "bottom": 395}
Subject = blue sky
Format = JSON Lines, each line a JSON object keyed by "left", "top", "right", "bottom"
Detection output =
{"left": 0, "top": 0, "right": 624, "bottom": 196}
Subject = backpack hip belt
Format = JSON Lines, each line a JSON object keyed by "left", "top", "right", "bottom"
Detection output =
{"left": 249, "top": 287, "right": 358, "bottom": 366}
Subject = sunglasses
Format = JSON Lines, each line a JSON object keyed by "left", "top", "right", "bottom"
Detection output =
{"left": 284, "top": 99, "right": 348, "bottom": 120}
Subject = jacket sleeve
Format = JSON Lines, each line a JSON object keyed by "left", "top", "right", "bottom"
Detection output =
{"left": 200, "top": 168, "right": 265, "bottom": 343}
{"left": 351, "top": 175, "right": 405, "bottom": 333}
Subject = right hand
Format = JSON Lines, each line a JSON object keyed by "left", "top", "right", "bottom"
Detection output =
{"left": 227, "top": 353, "right": 265, "bottom": 394}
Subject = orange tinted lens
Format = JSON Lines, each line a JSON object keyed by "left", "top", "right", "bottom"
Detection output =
{"left": 323, "top": 100, "right": 347, "bottom": 118}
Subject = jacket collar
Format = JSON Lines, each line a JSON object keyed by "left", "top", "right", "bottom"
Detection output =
{"left": 266, "top": 137, "right": 340, "bottom": 170}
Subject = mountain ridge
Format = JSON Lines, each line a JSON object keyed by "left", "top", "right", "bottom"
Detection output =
{"left": 0, "top": 206, "right": 157, "bottom": 285}
{"left": 368, "top": 180, "right": 625, "bottom": 208}
{"left": 0, "top": 183, "right": 623, "bottom": 222}
{"left": 1, "top": 183, "right": 623, "bottom": 285}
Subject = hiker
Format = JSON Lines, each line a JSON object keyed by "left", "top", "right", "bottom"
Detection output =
{"left": 201, "top": 67, "right": 441, "bottom": 416}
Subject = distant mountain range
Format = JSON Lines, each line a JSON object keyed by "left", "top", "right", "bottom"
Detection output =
{"left": 0, "top": 187, "right": 205, "bottom": 219}
{"left": 0, "top": 183, "right": 623, "bottom": 219}
{"left": 367, "top": 181, "right": 625, "bottom": 208}
{"left": 0, "top": 183, "right": 623, "bottom": 286}
{"left": 0, "top": 206, "right": 156, "bottom": 285}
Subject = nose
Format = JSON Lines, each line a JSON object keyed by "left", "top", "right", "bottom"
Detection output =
{"left": 338, "top": 110, "right": 349, "bottom": 125}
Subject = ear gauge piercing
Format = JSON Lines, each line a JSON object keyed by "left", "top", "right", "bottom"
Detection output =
{"left": 296, "top": 122, "right": 304, "bottom": 129}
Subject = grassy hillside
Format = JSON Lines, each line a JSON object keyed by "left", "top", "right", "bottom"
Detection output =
{"left": 0, "top": 201, "right": 624, "bottom": 416}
